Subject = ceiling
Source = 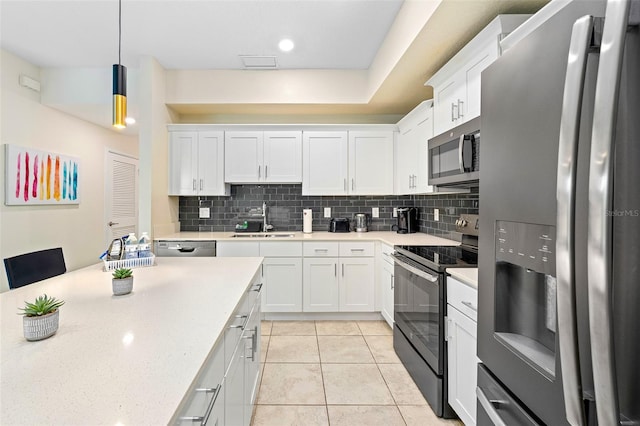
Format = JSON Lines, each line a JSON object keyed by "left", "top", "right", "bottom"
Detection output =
{"left": 1, "top": 0, "right": 550, "bottom": 127}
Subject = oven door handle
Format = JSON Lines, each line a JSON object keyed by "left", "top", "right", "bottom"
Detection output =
{"left": 391, "top": 254, "right": 439, "bottom": 282}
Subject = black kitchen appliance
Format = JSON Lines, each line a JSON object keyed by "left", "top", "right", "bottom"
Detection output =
{"left": 396, "top": 207, "right": 418, "bottom": 234}
{"left": 328, "top": 217, "right": 350, "bottom": 233}
{"left": 479, "top": 1, "right": 640, "bottom": 425}
{"left": 392, "top": 214, "right": 479, "bottom": 418}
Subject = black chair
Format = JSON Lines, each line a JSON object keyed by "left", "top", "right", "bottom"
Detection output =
{"left": 4, "top": 248, "right": 67, "bottom": 289}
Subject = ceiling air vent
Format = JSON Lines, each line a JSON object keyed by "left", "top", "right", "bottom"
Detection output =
{"left": 239, "top": 55, "right": 278, "bottom": 70}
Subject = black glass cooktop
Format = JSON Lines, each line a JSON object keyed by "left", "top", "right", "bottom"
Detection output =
{"left": 395, "top": 245, "right": 478, "bottom": 272}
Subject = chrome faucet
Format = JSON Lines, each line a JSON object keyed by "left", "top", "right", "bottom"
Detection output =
{"left": 262, "top": 202, "right": 273, "bottom": 232}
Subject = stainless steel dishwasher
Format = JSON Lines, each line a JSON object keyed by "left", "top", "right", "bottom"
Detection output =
{"left": 154, "top": 240, "right": 216, "bottom": 257}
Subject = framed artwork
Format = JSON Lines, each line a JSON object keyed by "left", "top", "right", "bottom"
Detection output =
{"left": 4, "top": 144, "right": 80, "bottom": 205}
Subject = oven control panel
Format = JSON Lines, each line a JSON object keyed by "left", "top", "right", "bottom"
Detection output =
{"left": 495, "top": 220, "right": 555, "bottom": 275}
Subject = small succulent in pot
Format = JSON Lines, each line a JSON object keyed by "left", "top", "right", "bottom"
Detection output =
{"left": 18, "top": 294, "right": 64, "bottom": 341}
{"left": 112, "top": 268, "right": 133, "bottom": 296}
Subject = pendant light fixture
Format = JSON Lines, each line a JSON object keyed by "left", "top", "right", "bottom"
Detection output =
{"left": 112, "top": 0, "right": 126, "bottom": 128}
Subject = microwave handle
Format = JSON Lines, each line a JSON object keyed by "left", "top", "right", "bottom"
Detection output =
{"left": 458, "top": 134, "right": 465, "bottom": 173}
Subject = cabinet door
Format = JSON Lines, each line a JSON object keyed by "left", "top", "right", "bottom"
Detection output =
{"left": 168, "top": 131, "right": 198, "bottom": 195}
{"left": 224, "top": 341, "right": 245, "bottom": 426}
{"left": 262, "top": 258, "right": 303, "bottom": 312}
{"left": 339, "top": 258, "right": 375, "bottom": 312}
{"left": 263, "top": 131, "right": 302, "bottom": 183}
{"left": 413, "top": 108, "right": 434, "bottom": 193}
{"left": 447, "top": 306, "right": 479, "bottom": 426}
{"left": 395, "top": 125, "right": 418, "bottom": 195}
{"left": 225, "top": 132, "right": 263, "bottom": 183}
{"left": 460, "top": 43, "right": 497, "bottom": 124}
{"left": 198, "top": 131, "right": 228, "bottom": 196}
{"left": 348, "top": 131, "right": 394, "bottom": 195}
{"left": 433, "top": 77, "right": 461, "bottom": 136}
{"left": 303, "top": 258, "right": 339, "bottom": 312}
{"left": 302, "top": 131, "right": 348, "bottom": 195}
{"left": 380, "top": 261, "right": 394, "bottom": 328}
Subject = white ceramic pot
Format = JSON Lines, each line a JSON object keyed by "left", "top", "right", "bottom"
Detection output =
{"left": 23, "top": 310, "right": 60, "bottom": 341}
{"left": 112, "top": 276, "right": 133, "bottom": 296}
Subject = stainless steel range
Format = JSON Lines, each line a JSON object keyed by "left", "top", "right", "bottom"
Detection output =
{"left": 392, "top": 214, "right": 479, "bottom": 418}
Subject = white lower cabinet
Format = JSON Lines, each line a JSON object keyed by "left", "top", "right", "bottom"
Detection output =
{"left": 339, "top": 258, "right": 375, "bottom": 311}
{"left": 303, "top": 242, "right": 375, "bottom": 312}
{"left": 262, "top": 258, "right": 303, "bottom": 312}
{"left": 446, "top": 276, "right": 479, "bottom": 426}
{"left": 379, "top": 244, "right": 394, "bottom": 327}
{"left": 224, "top": 341, "right": 244, "bottom": 426}
{"left": 303, "top": 258, "right": 339, "bottom": 312}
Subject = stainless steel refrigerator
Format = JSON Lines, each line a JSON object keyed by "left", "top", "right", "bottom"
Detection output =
{"left": 478, "top": 0, "right": 640, "bottom": 424}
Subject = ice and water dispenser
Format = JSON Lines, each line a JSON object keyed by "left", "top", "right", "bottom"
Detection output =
{"left": 494, "top": 221, "right": 558, "bottom": 379}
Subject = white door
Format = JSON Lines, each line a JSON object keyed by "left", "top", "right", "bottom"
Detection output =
{"left": 461, "top": 43, "right": 496, "bottom": 124}
{"left": 396, "top": 125, "right": 418, "bottom": 195}
{"left": 224, "top": 132, "right": 263, "bottom": 182}
{"left": 263, "top": 131, "right": 302, "bottom": 183}
{"left": 433, "top": 77, "right": 460, "bottom": 135}
{"left": 105, "top": 151, "right": 138, "bottom": 248}
{"left": 348, "top": 131, "right": 394, "bottom": 195}
{"left": 339, "top": 258, "right": 375, "bottom": 312}
{"left": 447, "top": 306, "right": 479, "bottom": 426}
{"left": 168, "top": 131, "right": 197, "bottom": 195}
{"left": 262, "top": 258, "right": 303, "bottom": 312}
{"left": 413, "top": 108, "right": 434, "bottom": 193}
{"left": 198, "top": 131, "right": 228, "bottom": 196}
{"left": 302, "top": 131, "right": 348, "bottom": 195}
{"left": 303, "top": 258, "right": 339, "bottom": 312}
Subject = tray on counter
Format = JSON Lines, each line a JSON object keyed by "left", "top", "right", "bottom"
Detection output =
{"left": 103, "top": 254, "right": 156, "bottom": 272}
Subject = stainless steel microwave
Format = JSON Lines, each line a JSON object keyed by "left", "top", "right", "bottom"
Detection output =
{"left": 428, "top": 116, "right": 480, "bottom": 187}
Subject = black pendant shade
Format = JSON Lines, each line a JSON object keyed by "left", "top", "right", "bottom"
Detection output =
{"left": 112, "top": 64, "right": 127, "bottom": 128}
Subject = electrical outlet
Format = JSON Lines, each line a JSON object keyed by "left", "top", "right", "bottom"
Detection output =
{"left": 434, "top": 208, "right": 440, "bottom": 222}
{"left": 324, "top": 207, "right": 332, "bottom": 218}
{"left": 393, "top": 208, "right": 398, "bottom": 218}
{"left": 372, "top": 207, "right": 379, "bottom": 218}
{"left": 199, "top": 207, "right": 210, "bottom": 219}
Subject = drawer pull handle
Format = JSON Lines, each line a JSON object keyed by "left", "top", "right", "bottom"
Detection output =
{"left": 351, "top": 248, "right": 365, "bottom": 252}
{"left": 229, "top": 315, "right": 248, "bottom": 329}
{"left": 195, "top": 387, "right": 216, "bottom": 393}
{"left": 252, "top": 283, "right": 263, "bottom": 293}
{"left": 315, "top": 248, "right": 329, "bottom": 252}
{"left": 461, "top": 301, "right": 478, "bottom": 312}
{"left": 179, "top": 416, "right": 204, "bottom": 422}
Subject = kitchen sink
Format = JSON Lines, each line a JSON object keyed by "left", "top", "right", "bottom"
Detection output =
{"left": 232, "top": 233, "right": 295, "bottom": 238}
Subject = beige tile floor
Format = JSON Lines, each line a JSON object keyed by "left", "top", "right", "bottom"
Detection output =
{"left": 252, "top": 320, "right": 463, "bottom": 426}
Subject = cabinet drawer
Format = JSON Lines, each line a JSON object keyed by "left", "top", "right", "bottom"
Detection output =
{"left": 339, "top": 242, "right": 374, "bottom": 257}
{"left": 303, "top": 242, "right": 339, "bottom": 257}
{"left": 217, "top": 241, "right": 260, "bottom": 257}
{"left": 447, "top": 276, "right": 478, "bottom": 322}
{"left": 260, "top": 241, "right": 303, "bottom": 257}
{"left": 380, "top": 243, "right": 394, "bottom": 265}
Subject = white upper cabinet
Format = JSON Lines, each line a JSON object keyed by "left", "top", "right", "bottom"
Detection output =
{"left": 348, "top": 131, "right": 394, "bottom": 195}
{"left": 302, "top": 131, "right": 349, "bottom": 195}
{"left": 426, "top": 15, "right": 531, "bottom": 136}
{"left": 303, "top": 130, "right": 394, "bottom": 196}
{"left": 168, "top": 130, "right": 228, "bottom": 196}
{"left": 395, "top": 101, "right": 434, "bottom": 195}
{"left": 225, "top": 131, "right": 302, "bottom": 183}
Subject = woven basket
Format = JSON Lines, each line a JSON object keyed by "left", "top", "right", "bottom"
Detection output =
{"left": 23, "top": 310, "right": 60, "bottom": 341}
{"left": 112, "top": 276, "right": 133, "bottom": 296}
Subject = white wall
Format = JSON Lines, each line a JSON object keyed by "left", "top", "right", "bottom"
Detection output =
{"left": 0, "top": 49, "right": 138, "bottom": 293}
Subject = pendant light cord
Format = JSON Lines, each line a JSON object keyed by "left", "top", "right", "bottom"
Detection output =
{"left": 118, "top": 0, "right": 122, "bottom": 65}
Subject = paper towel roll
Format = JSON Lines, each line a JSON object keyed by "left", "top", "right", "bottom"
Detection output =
{"left": 303, "top": 209, "right": 313, "bottom": 233}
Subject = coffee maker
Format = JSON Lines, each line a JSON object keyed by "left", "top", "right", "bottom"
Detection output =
{"left": 396, "top": 207, "right": 418, "bottom": 234}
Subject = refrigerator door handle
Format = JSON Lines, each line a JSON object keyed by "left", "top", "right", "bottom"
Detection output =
{"left": 588, "top": 1, "right": 632, "bottom": 425}
{"left": 556, "top": 14, "right": 595, "bottom": 426}
{"left": 476, "top": 387, "right": 508, "bottom": 426}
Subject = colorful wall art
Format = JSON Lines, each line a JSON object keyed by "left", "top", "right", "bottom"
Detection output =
{"left": 4, "top": 144, "right": 80, "bottom": 205}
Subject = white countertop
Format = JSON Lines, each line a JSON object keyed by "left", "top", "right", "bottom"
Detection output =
{"left": 0, "top": 257, "right": 263, "bottom": 426}
{"left": 156, "top": 231, "right": 460, "bottom": 247}
{"left": 447, "top": 268, "right": 478, "bottom": 289}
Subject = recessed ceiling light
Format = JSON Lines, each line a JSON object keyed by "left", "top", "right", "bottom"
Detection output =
{"left": 278, "top": 39, "right": 294, "bottom": 52}
{"left": 125, "top": 117, "right": 136, "bottom": 125}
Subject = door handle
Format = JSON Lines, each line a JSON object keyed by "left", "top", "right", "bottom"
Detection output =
{"left": 258, "top": 165, "right": 261, "bottom": 178}
{"left": 351, "top": 178, "right": 355, "bottom": 191}
{"left": 193, "top": 179, "right": 196, "bottom": 190}
{"left": 108, "top": 221, "right": 119, "bottom": 227}
{"left": 588, "top": 1, "right": 631, "bottom": 425}
{"left": 476, "top": 388, "right": 508, "bottom": 426}
{"left": 461, "top": 301, "right": 477, "bottom": 312}
{"left": 335, "top": 263, "right": 337, "bottom": 277}
{"left": 556, "top": 14, "right": 595, "bottom": 426}
{"left": 458, "top": 135, "right": 466, "bottom": 173}
{"left": 265, "top": 165, "right": 268, "bottom": 179}
{"left": 451, "top": 103, "right": 458, "bottom": 121}
{"left": 344, "top": 178, "right": 347, "bottom": 191}
{"left": 200, "top": 179, "right": 203, "bottom": 190}
{"left": 341, "top": 263, "right": 344, "bottom": 277}
{"left": 457, "top": 99, "right": 464, "bottom": 118}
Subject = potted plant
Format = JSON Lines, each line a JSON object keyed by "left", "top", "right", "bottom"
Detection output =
{"left": 18, "top": 294, "right": 65, "bottom": 341}
{"left": 112, "top": 268, "right": 133, "bottom": 295}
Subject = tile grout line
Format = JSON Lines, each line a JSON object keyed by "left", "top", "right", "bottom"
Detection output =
{"left": 314, "top": 321, "right": 332, "bottom": 426}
